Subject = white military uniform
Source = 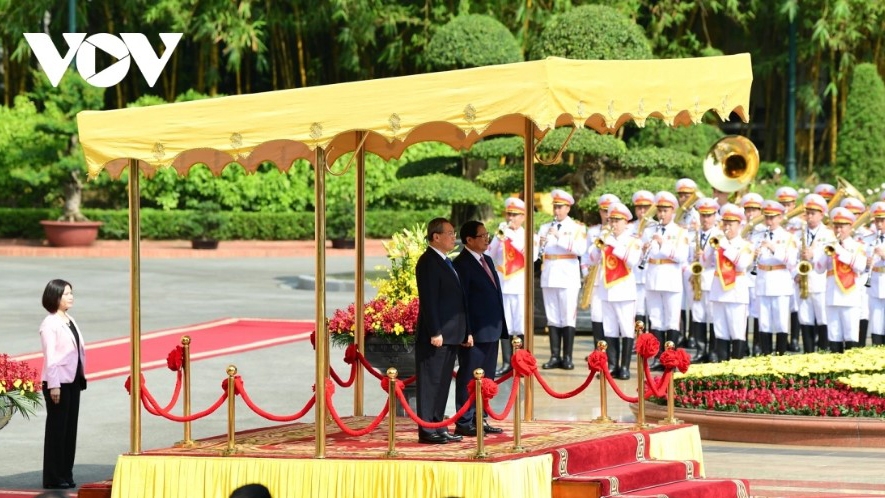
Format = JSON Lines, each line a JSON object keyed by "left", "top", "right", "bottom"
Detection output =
{"left": 754, "top": 226, "right": 798, "bottom": 334}
{"left": 628, "top": 220, "right": 648, "bottom": 316}
{"left": 642, "top": 221, "right": 690, "bottom": 332}
{"left": 813, "top": 237, "right": 867, "bottom": 343}
{"left": 691, "top": 226, "right": 725, "bottom": 324}
{"left": 586, "top": 231, "right": 641, "bottom": 338}
{"left": 584, "top": 223, "right": 605, "bottom": 323}
{"left": 539, "top": 216, "right": 587, "bottom": 328}
{"left": 487, "top": 224, "right": 536, "bottom": 336}
{"left": 796, "top": 223, "right": 835, "bottom": 327}
{"left": 705, "top": 234, "right": 754, "bottom": 340}
{"left": 854, "top": 227, "right": 874, "bottom": 324}
{"left": 866, "top": 230, "right": 885, "bottom": 340}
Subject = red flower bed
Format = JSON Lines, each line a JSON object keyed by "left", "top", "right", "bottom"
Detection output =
{"left": 675, "top": 384, "right": 885, "bottom": 417}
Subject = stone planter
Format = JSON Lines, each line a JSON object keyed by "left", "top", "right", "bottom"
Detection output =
{"left": 40, "top": 220, "right": 103, "bottom": 247}
{"left": 330, "top": 238, "right": 355, "bottom": 249}
{"left": 363, "top": 336, "right": 416, "bottom": 415}
{"left": 0, "top": 397, "right": 13, "bottom": 431}
{"left": 630, "top": 402, "right": 885, "bottom": 447}
{"left": 191, "top": 239, "right": 219, "bottom": 250}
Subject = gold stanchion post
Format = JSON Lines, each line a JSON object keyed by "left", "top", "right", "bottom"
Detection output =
{"left": 223, "top": 365, "right": 239, "bottom": 455}
{"left": 472, "top": 369, "right": 489, "bottom": 460}
{"left": 175, "top": 335, "right": 194, "bottom": 447}
{"left": 660, "top": 341, "right": 683, "bottom": 425}
{"left": 386, "top": 368, "right": 400, "bottom": 458}
{"left": 510, "top": 337, "right": 527, "bottom": 453}
{"left": 593, "top": 340, "right": 613, "bottom": 423}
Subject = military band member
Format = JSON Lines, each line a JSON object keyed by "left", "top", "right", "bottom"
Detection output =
{"left": 842, "top": 197, "right": 871, "bottom": 347}
{"left": 642, "top": 191, "right": 690, "bottom": 370}
{"left": 777, "top": 186, "right": 802, "bottom": 353}
{"left": 539, "top": 189, "right": 587, "bottom": 370}
{"left": 584, "top": 193, "right": 621, "bottom": 349}
{"left": 586, "top": 203, "right": 641, "bottom": 380}
{"left": 630, "top": 190, "right": 655, "bottom": 331}
{"left": 487, "top": 197, "right": 535, "bottom": 376}
{"left": 689, "top": 197, "right": 723, "bottom": 363}
{"left": 741, "top": 192, "right": 764, "bottom": 355}
{"left": 865, "top": 202, "right": 885, "bottom": 345}
{"left": 753, "top": 200, "right": 798, "bottom": 356}
{"left": 675, "top": 178, "right": 701, "bottom": 229}
{"left": 705, "top": 203, "right": 754, "bottom": 360}
{"left": 676, "top": 178, "right": 700, "bottom": 347}
{"left": 813, "top": 207, "right": 867, "bottom": 353}
{"left": 814, "top": 183, "right": 837, "bottom": 206}
{"left": 796, "top": 194, "right": 835, "bottom": 353}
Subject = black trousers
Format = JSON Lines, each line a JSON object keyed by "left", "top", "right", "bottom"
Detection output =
{"left": 455, "top": 341, "right": 498, "bottom": 428}
{"left": 43, "top": 382, "right": 81, "bottom": 487}
{"left": 415, "top": 342, "right": 458, "bottom": 437}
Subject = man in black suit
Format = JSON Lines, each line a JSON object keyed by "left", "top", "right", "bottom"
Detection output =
{"left": 453, "top": 221, "right": 507, "bottom": 437}
{"left": 414, "top": 218, "right": 469, "bottom": 444}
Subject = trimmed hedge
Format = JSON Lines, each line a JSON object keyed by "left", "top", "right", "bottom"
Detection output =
{"left": 0, "top": 208, "right": 448, "bottom": 240}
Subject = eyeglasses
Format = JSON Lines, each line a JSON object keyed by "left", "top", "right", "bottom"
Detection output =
{"left": 471, "top": 232, "right": 491, "bottom": 241}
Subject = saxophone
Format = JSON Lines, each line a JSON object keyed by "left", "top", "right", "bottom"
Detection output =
{"left": 579, "top": 223, "right": 611, "bottom": 310}
{"left": 689, "top": 229, "right": 703, "bottom": 301}
{"left": 797, "top": 222, "right": 812, "bottom": 299}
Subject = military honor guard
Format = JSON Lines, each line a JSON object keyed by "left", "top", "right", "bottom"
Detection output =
{"left": 865, "top": 202, "right": 885, "bottom": 345}
{"left": 676, "top": 178, "right": 700, "bottom": 347}
{"left": 584, "top": 193, "right": 621, "bottom": 347}
{"left": 675, "top": 178, "right": 701, "bottom": 229}
{"left": 688, "top": 197, "right": 724, "bottom": 362}
{"left": 630, "top": 190, "right": 655, "bottom": 331}
{"left": 741, "top": 192, "right": 764, "bottom": 354}
{"left": 705, "top": 203, "right": 754, "bottom": 360}
{"left": 539, "top": 189, "right": 587, "bottom": 370}
{"left": 842, "top": 197, "right": 871, "bottom": 346}
{"left": 753, "top": 200, "right": 798, "bottom": 356}
{"left": 641, "top": 191, "right": 690, "bottom": 369}
{"left": 795, "top": 194, "right": 835, "bottom": 353}
{"left": 777, "top": 186, "right": 803, "bottom": 352}
{"left": 813, "top": 207, "right": 868, "bottom": 352}
{"left": 814, "top": 183, "right": 837, "bottom": 208}
{"left": 487, "top": 197, "right": 535, "bottom": 376}
{"left": 585, "top": 202, "right": 641, "bottom": 379}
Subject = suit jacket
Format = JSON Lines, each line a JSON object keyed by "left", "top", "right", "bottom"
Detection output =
{"left": 40, "top": 313, "right": 86, "bottom": 389}
{"left": 453, "top": 250, "right": 508, "bottom": 343}
{"left": 415, "top": 248, "right": 468, "bottom": 345}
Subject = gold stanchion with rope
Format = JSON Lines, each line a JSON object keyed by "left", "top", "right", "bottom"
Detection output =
{"left": 593, "top": 340, "right": 613, "bottom": 424}
{"left": 633, "top": 322, "right": 651, "bottom": 430}
{"left": 174, "top": 335, "right": 194, "bottom": 447}
{"left": 659, "top": 341, "right": 684, "bottom": 425}
{"left": 385, "top": 368, "right": 400, "bottom": 458}
{"left": 222, "top": 365, "right": 239, "bottom": 455}
{"left": 472, "top": 369, "right": 489, "bottom": 460}
{"left": 510, "top": 337, "right": 527, "bottom": 453}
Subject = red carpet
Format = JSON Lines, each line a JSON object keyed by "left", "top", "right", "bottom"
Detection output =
{"left": 10, "top": 318, "right": 313, "bottom": 381}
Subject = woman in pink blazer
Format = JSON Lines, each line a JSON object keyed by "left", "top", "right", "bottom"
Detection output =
{"left": 40, "top": 279, "right": 87, "bottom": 490}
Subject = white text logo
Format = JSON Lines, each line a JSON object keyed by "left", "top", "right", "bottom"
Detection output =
{"left": 23, "top": 33, "right": 183, "bottom": 88}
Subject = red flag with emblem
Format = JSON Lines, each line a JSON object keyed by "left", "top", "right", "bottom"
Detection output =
{"left": 501, "top": 238, "right": 525, "bottom": 278}
{"left": 833, "top": 259, "right": 856, "bottom": 292}
{"left": 603, "top": 246, "right": 630, "bottom": 287}
{"left": 716, "top": 247, "right": 737, "bottom": 291}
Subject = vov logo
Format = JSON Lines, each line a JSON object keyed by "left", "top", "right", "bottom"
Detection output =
{"left": 23, "top": 33, "right": 183, "bottom": 88}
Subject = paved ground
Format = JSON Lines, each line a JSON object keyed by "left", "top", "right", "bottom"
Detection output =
{"left": 0, "top": 239, "right": 883, "bottom": 496}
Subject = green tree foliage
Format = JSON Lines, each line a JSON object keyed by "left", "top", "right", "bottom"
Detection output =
{"left": 531, "top": 4, "right": 653, "bottom": 60}
{"left": 619, "top": 147, "right": 701, "bottom": 180}
{"left": 386, "top": 173, "right": 495, "bottom": 207}
{"left": 835, "top": 63, "right": 885, "bottom": 189}
{"left": 426, "top": 14, "right": 523, "bottom": 70}
{"left": 627, "top": 119, "right": 724, "bottom": 157}
{"left": 580, "top": 176, "right": 676, "bottom": 212}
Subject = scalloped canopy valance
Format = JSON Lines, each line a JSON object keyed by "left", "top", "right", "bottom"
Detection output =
{"left": 77, "top": 54, "right": 753, "bottom": 180}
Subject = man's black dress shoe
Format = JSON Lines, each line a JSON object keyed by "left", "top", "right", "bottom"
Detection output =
{"left": 483, "top": 423, "right": 504, "bottom": 434}
{"left": 439, "top": 431, "right": 463, "bottom": 442}
{"left": 418, "top": 433, "right": 448, "bottom": 444}
{"left": 67, "top": 481, "right": 77, "bottom": 488}
{"left": 43, "top": 483, "right": 72, "bottom": 490}
{"left": 454, "top": 424, "right": 477, "bottom": 437}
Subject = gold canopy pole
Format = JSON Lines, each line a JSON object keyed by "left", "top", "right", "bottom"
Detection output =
{"left": 315, "top": 148, "right": 328, "bottom": 458}
{"left": 523, "top": 118, "right": 536, "bottom": 421}
{"left": 127, "top": 158, "right": 142, "bottom": 454}
{"left": 354, "top": 132, "right": 366, "bottom": 416}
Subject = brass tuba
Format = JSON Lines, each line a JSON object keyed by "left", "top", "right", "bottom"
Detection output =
{"left": 704, "top": 136, "right": 760, "bottom": 194}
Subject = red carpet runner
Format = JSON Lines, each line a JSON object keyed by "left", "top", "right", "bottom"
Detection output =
{"left": 10, "top": 318, "right": 313, "bottom": 381}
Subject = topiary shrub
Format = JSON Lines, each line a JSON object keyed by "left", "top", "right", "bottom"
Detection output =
{"left": 531, "top": 4, "right": 652, "bottom": 61}
{"left": 836, "top": 63, "right": 885, "bottom": 190}
{"left": 620, "top": 147, "right": 702, "bottom": 181}
{"left": 426, "top": 14, "right": 523, "bottom": 70}
{"left": 627, "top": 120, "right": 725, "bottom": 157}
{"left": 580, "top": 176, "right": 677, "bottom": 214}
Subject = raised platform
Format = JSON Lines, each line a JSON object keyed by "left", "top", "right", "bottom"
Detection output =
{"left": 106, "top": 418, "right": 705, "bottom": 498}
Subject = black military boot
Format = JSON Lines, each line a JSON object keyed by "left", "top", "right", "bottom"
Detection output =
{"left": 561, "top": 327, "right": 577, "bottom": 370}
{"left": 679, "top": 310, "right": 696, "bottom": 348}
{"left": 872, "top": 334, "right": 885, "bottom": 346}
{"left": 831, "top": 340, "right": 845, "bottom": 354}
{"left": 592, "top": 321, "right": 604, "bottom": 349}
{"left": 649, "top": 330, "right": 666, "bottom": 371}
{"left": 717, "top": 338, "right": 730, "bottom": 362}
{"left": 542, "top": 327, "right": 562, "bottom": 369}
{"left": 775, "top": 333, "right": 788, "bottom": 356}
{"left": 801, "top": 325, "right": 816, "bottom": 354}
{"left": 860, "top": 319, "right": 869, "bottom": 347}
{"left": 731, "top": 339, "right": 746, "bottom": 360}
{"left": 789, "top": 312, "right": 801, "bottom": 352}
{"left": 691, "top": 322, "right": 707, "bottom": 363}
{"left": 817, "top": 325, "right": 830, "bottom": 352}
{"left": 496, "top": 337, "right": 513, "bottom": 376}
{"left": 605, "top": 337, "right": 619, "bottom": 375}
{"left": 618, "top": 337, "right": 634, "bottom": 380}
{"left": 708, "top": 328, "right": 720, "bottom": 363}
{"left": 759, "top": 332, "right": 773, "bottom": 355}
{"left": 752, "top": 319, "right": 762, "bottom": 356}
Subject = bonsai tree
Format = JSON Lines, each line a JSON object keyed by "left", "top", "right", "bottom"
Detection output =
{"left": 325, "top": 193, "right": 355, "bottom": 241}
{"left": 11, "top": 72, "right": 105, "bottom": 221}
{"left": 184, "top": 201, "right": 225, "bottom": 243}
{"left": 426, "top": 14, "right": 523, "bottom": 71}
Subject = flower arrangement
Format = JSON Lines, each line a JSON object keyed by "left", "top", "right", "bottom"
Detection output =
{"left": 655, "top": 347, "right": 885, "bottom": 417}
{"left": 0, "top": 354, "right": 43, "bottom": 423}
{"left": 328, "top": 224, "right": 426, "bottom": 347}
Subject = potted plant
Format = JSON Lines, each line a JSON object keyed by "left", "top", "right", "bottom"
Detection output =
{"left": 325, "top": 195, "right": 356, "bottom": 249}
{"left": 184, "top": 201, "right": 225, "bottom": 250}
{"left": 0, "top": 354, "right": 43, "bottom": 431}
{"left": 15, "top": 74, "right": 107, "bottom": 246}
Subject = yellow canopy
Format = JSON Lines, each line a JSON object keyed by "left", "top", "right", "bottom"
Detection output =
{"left": 77, "top": 54, "right": 753, "bottom": 179}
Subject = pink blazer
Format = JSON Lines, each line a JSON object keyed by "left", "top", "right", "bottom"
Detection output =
{"left": 40, "top": 314, "right": 86, "bottom": 389}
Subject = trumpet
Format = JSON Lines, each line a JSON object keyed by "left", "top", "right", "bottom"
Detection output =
{"left": 708, "top": 236, "right": 720, "bottom": 248}
{"left": 496, "top": 222, "right": 508, "bottom": 240}
{"left": 824, "top": 244, "right": 837, "bottom": 256}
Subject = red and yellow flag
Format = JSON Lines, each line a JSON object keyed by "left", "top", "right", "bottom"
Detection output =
{"left": 501, "top": 238, "right": 525, "bottom": 278}
{"left": 716, "top": 247, "right": 737, "bottom": 291}
{"left": 833, "top": 259, "right": 856, "bottom": 292}
{"left": 603, "top": 246, "right": 630, "bottom": 288}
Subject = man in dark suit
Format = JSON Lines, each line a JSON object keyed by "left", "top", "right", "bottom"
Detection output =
{"left": 414, "top": 217, "right": 469, "bottom": 444}
{"left": 453, "top": 220, "right": 507, "bottom": 437}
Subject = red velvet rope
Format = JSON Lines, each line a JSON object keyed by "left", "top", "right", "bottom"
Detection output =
{"left": 325, "top": 379, "right": 390, "bottom": 436}
{"left": 167, "top": 345, "right": 184, "bottom": 371}
{"left": 642, "top": 362, "right": 673, "bottom": 398}
{"left": 533, "top": 369, "right": 595, "bottom": 399}
{"left": 394, "top": 384, "right": 474, "bottom": 429}
{"left": 140, "top": 378, "right": 228, "bottom": 422}
{"left": 494, "top": 369, "right": 514, "bottom": 384}
{"left": 234, "top": 377, "right": 316, "bottom": 422}
{"left": 329, "top": 362, "right": 357, "bottom": 388}
{"left": 599, "top": 366, "right": 639, "bottom": 403}
{"left": 124, "top": 371, "right": 183, "bottom": 413}
{"left": 356, "top": 354, "right": 386, "bottom": 380}
{"left": 483, "top": 375, "right": 520, "bottom": 421}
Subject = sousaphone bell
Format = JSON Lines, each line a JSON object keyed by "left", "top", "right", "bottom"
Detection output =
{"left": 703, "top": 135, "right": 760, "bottom": 194}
